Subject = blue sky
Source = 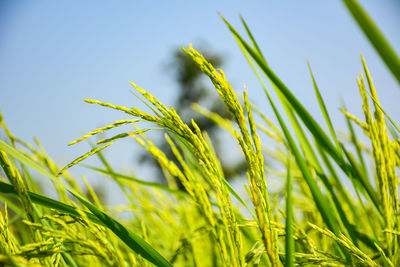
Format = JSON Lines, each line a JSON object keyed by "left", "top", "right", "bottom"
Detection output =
{"left": 0, "top": 1, "right": 399, "bottom": 200}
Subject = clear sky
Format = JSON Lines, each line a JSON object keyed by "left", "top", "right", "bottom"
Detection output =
{"left": 0, "top": 1, "right": 399, "bottom": 201}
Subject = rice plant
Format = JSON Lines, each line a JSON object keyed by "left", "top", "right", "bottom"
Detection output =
{"left": 1, "top": 0, "right": 399, "bottom": 266}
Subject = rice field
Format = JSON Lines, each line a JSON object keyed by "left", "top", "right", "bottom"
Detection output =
{"left": 1, "top": 0, "right": 399, "bottom": 266}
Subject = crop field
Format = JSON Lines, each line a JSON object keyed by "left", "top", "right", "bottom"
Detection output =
{"left": 0, "top": 0, "right": 399, "bottom": 266}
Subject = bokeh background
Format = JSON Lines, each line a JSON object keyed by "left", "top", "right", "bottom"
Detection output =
{"left": 1, "top": 1, "right": 399, "bottom": 204}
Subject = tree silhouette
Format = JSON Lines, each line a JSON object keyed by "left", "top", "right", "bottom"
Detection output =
{"left": 139, "top": 43, "right": 246, "bottom": 185}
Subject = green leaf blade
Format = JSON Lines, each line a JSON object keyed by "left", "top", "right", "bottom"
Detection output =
{"left": 343, "top": 0, "right": 400, "bottom": 85}
{"left": 0, "top": 139, "right": 172, "bottom": 267}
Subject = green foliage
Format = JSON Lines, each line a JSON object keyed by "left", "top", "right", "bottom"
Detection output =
{"left": 1, "top": 1, "right": 399, "bottom": 266}
{"left": 342, "top": 0, "right": 400, "bottom": 85}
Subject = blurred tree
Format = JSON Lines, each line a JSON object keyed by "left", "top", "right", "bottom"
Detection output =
{"left": 139, "top": 43, "right": 246, "bottom": 184}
